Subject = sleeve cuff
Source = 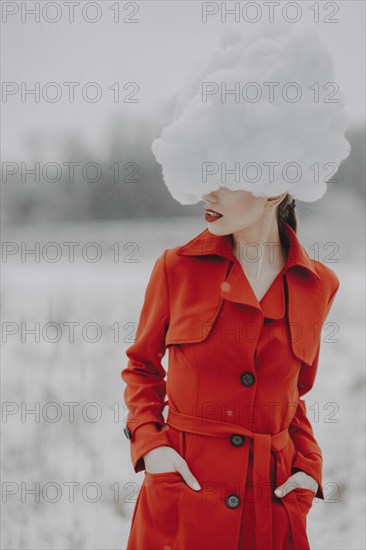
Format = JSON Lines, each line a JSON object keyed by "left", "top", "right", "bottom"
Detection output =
{"left": 129, "top": 422, "right": 171, "bottom": 473}
{"left": 291, "top": 450, "right": 325, "bottom": 500}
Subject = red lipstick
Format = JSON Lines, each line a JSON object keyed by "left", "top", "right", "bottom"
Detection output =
{"left": 204, "top": 209, "right": 223, "bottom": 223}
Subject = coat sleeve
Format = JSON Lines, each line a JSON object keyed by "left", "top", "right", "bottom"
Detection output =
{"left": 121, "top": 249, "right": 171, "bottom": 473}
{"left": 289, "top": 273, "right": 340, "bottom": 500}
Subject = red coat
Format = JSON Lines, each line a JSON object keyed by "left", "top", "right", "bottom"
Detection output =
{"left": 121, "top": 221, "right": 340, "bottom": 550}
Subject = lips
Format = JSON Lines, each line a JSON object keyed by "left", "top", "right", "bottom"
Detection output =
{"left": 204, "top": 209, "right": 223, "bottom": 223}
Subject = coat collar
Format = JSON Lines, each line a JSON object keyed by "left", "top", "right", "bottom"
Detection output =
{"left": 176, "top": 221, "right": 320, "bottom": 281}
{"left": 176, "top": 221, "right": 320, "bottom": 320}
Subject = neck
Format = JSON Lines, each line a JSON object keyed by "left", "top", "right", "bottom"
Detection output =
{"left": 231, "top": 218, "right": 287, "bottom": 280}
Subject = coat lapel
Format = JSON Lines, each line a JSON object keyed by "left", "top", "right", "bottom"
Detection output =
{"left": 166, "top": 222, "right": 327, "bottom": 366}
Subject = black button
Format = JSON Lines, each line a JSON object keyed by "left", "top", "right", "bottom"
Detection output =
{"left": 240, "top": 372, "right": 255, "bottom": 386}
{"left": 226, "top": 494, "right": 240, "bottom": 508}
{"left": 123, "top": 426, "right": 131, "bottom": 440}
{"left": 230, "top": 434, "right": 245, "bottom": 447}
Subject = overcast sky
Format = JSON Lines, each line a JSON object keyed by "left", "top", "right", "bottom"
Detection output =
{"left": 2, "top": 1, "right": 365, "bottom": 161}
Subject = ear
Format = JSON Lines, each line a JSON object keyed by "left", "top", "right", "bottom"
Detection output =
{"left": 265, "top": 194, "right": 285, "bottom": 208}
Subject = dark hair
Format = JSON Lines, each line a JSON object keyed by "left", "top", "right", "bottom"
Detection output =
{"left": 277, "top": 193, "right": 297, "bottom": 233}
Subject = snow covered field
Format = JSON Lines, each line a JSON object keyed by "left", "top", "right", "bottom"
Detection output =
{"left": 2, "top": 203, "right": 365, "bottom": 549}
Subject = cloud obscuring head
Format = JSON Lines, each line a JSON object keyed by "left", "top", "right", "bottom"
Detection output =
{"left": 152, "top": 22, "right": 351, "bottom": 205}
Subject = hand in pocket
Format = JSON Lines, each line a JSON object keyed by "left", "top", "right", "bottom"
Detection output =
{"left": 274, "top": 470, "right": 318, "bottom": 498}
{"left": 144, "top": 445, "right": 201, "bottom": 491}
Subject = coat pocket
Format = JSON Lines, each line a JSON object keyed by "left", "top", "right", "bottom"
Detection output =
{"left": 293, "top": 487, "right": 316, "bottom": 517}
{"left": 142, "top": 472, "right": 184, "bottom": 545}
{"left": 127, "top": 472, "right": 184, "bottom": 550}
{"left": 144, "top": 470, "right": 180, "bottom": 478}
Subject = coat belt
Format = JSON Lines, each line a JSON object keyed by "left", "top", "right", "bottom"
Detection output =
{"left": 166, "top": 406, "right": 311, "bottom": 550}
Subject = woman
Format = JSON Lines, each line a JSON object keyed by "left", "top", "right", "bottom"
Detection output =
{"left": 122, "top": 23, "right": 350, "bottom": 550}
{"left": 121, "top": 188, "right": 340, "bottom": 550}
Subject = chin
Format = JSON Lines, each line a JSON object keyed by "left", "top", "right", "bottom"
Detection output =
{"left": 206, "top": 224, "right": 231, "bottom": 236}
